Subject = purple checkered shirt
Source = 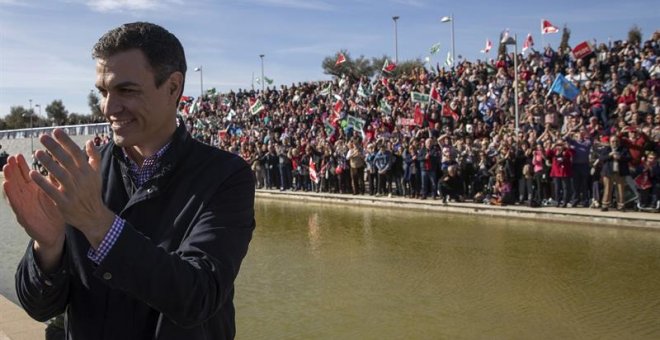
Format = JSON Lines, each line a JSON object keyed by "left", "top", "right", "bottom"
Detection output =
{"left": 87, "top": 142, "right": 172, "bottom": 265}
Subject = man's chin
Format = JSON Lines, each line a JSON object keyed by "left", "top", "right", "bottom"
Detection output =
{"left": 112, "top": 135, "right": 130, "bottom": 147}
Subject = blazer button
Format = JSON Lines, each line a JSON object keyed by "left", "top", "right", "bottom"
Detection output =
{"left": 147, "top": 188, "right": 154, "bottom": 194}
{"left": 103, "top": 272, "right": 112, "bottom": 280}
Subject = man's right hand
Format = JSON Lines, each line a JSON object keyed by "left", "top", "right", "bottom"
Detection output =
{"left": 3, "top": 154, "right": 65, "bottom": 270}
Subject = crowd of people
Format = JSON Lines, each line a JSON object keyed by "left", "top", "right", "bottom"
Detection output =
{"left": 178, "top": 32, "right": 660, "bottom": 212}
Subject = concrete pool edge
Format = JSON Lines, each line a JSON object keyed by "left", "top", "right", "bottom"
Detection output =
{"left": 256, "top": 189, "right": 660, "bottom": 230}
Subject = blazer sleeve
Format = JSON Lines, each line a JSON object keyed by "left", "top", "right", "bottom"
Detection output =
{"left": 15, "top": 240, "right": 71, "bottom": 322}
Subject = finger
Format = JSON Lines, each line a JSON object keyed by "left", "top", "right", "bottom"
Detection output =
{"left": 3, "top": 156, "right": 22, "bottom": 184}
{"left": 53, "top": 129, "right": 87, "bottom": 167}
{"left": 29, "top": 170, "right": 65, "bottom": 205}
{"left": 3, "top": 155, "right": 16, "bottom": 177}
{"left": 40, "top": 134, "right": 75, "bottom": 169}
{"left": 34, "top": 150, "right": 73, "bottom": 189}
{"left": 16, "top": 154, "right": 33, "bottom": 184}
{"left": 85, "top": 140, "right": 101, "bottom": 172}
{"left": 48, "top": 172, "right": 61, "bottom": 189}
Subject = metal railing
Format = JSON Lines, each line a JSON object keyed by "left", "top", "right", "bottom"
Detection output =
{"left": 0, "top": 123, "right": 111, "bottom": 140}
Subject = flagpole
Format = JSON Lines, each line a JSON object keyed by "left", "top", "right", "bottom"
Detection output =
{"left": 392, "top": 16, "right": 400, "bottom": 64}
{"left": 541, "top": 19, "right": 545, "bottom": 50}
{"left": 513, "top": 34, "right": 519, "bottom": 134}
{"left": 259, "top": 54, "right": 265, "bottom": 93}
{"left": 451, "top": 13, "right": 455, "bottom": 68}
{"left": 251, "top": 72, "right": 255, "bottom": 91}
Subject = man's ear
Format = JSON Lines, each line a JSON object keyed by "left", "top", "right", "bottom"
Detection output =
{"left": 167, "top": 71, "right": 184, "bottom": 101}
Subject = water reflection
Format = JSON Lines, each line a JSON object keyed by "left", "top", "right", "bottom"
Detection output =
{"left": 235, "top": 198, "right": 660, "bottom": 339}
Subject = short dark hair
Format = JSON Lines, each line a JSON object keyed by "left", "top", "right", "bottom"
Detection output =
{"left": 92, "top": 22, "right": 187, "bottom": 89}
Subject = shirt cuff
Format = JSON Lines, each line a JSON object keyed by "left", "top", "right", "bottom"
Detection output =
{"left": 87, "top": 216, "right": 125, "bottom": 265}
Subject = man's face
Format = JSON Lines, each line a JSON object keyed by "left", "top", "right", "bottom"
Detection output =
{"left": 95, "top": 49, "right": 179, "bottom": 151}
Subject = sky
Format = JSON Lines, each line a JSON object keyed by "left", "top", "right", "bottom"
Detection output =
{"left": 0, "top": 0, "right": 658, "bottom": 118}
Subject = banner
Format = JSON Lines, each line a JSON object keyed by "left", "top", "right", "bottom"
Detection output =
{"left": 411, "top": 91, "right": 430, "bottom": 103}
{"left": 250, "top": 99, "right": 264, "bottom": 115}
{"left": 397, "top": 118, "right": 417, "bottom": 126}
{"left": 346, "top": 115, "right": 365, "bottom": 131}
{"left": 572, "top": 41, "right": 594, "bottom": 60}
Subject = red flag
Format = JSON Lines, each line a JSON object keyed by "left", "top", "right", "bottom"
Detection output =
{"left": 481, "top": 39, "right": 492, "bottom": 53}
{"left": 414, "top": 104, "right": 425, "bottom": 127}
{"left": 309, "top": 158, "right": 319, "bottom": 184}
{"left": 382, "top": 59, "right": 396, "bottom": 73}
{"left": 442, "top": 103, "right": 459, "bottom": 122}
{"left": 541, "top": 19, "right": 559, "bottom": 34}
{"left": 430, "top": 85, "right": 441, "bottom": 104}
{"left": 522, "top": 33, "right": 534, "bottom": 53}
{"left": 333, "top": 99, "right": 344, "bottom": 114}
{"left": 328, "top": 111, "right": 340, "bottom": 125}
{"left": 335, "top": 53, "right": 346, "bottom": 66}
{"left": 381, "top": 77, "right": 389, "bottom": 87}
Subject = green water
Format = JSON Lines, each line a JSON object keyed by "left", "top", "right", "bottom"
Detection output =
{"left": 235, "top": 199, "right": 660, "bottom": 339}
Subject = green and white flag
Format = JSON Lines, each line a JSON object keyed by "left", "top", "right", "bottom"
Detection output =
{"left": 411, "top": 91, "right": 430, "bottom": 103}
{"left": 324, "top": 121, "right": 335, "bottom": 137}
{"left": 338, "top": 74, "right": 347, "bottom": 88}
{"left": 357, "top": 82, "right": 371, "bottom": 98}
{"left": 264, "top": 77, "right": 274, "bottom": 85}
{"left": 320, "top": 84, "right": 332, "bottom": 96}
{"left": 250, "top": 99, "right": 264, "bottom": 115}
{"left": 346, "top": 115, "right": 366, "bottom": 131}
{"left": 254, "top": 77, "right": 261, "bottom": 85}
{"left": 445, "top": 51, "right": 454, "bottom": 67}
{"left": 222, "top": 97, "right": 231, "bottom": 106}
{"left": 226, "top": 109, "right": 236, "bottom": 122}
{"left": 430, "top": 42, "right": 441, "bottom": 55}
{"left": 379, "top": 99, "right": 392, "bottom": 115}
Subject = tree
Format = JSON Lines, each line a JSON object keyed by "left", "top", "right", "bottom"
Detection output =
{"left": 559, "top": 25, "right": 571, "bottom": 55}
{"left": 4, "top": 106, "right": 33, "bottom": 129}
{"left": 322, "top": 50, "right": 377, "bottom": 80}
{"left": 45, "top": 100, "right": 69, "bottom": 126}
{"left": 628, "top": 25, "right": 642, "bottom": 47}
{"left": 67, "top": 113, "right": 93, "bottom": 125}
{"left": 88, "top": 90, "right": 103, "bottom": 118}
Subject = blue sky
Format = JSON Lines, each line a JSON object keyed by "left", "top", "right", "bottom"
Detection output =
{"left": 0, "top": 0, "right": 658, "bottom": 118}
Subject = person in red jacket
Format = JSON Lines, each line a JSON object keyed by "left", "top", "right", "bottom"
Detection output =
{"left": 546, "top": 139, "right": 575, "bottom": 207}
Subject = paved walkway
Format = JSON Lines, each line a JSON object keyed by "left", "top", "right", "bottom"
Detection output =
{"left": 0, "top": 296, "right": 44, "bottom": 340}
{"left": 256, "top": 189, "right": 660, "bottom": 230}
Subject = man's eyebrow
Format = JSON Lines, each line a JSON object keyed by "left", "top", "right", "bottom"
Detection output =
{"left": 97, "top": 81, "right": 141, "bottom": 90}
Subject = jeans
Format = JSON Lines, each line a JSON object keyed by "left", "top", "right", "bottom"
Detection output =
{"left": 421, "top": 170, "right": 437, "bottom": 198}
{"left": 571, "top": 163, "right": 590, "bottom": 204}
{"left": 552, "top": 177, "right": 571, "bottom": 204}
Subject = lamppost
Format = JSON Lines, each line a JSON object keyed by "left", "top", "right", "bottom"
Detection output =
{"left": 392, "top": 16, "right": 400, "bottom": 64}
{"left": 194, "top": 66, "right": 203, "bottom": 99}
{"left": 259, "top": 54, "right": 265, "bottom": 93}
{"left": 441, "top": 15, "right": 455, "bottom": 68}
{"left": 24, "top": 99, "right": 34, "bottom": 157}
{"left": 502, "top": 33, "right": 519, "bottom": 133}
{"left": 35, "top": 104, "right": 41, "bottom": 128}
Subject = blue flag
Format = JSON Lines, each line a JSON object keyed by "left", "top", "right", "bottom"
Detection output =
{"left": 548, "top": 74, "right": 579, "bottom": 101}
